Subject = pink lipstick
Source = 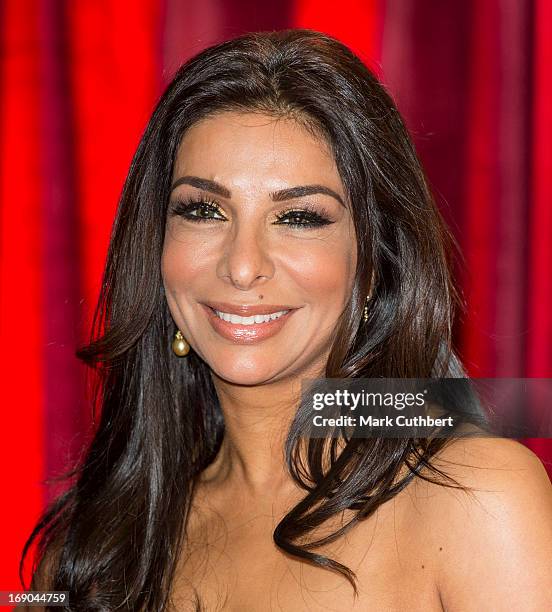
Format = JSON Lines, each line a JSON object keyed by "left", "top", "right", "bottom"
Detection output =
{"left": 201, "top": 302, "right": 300, "bottom": 344}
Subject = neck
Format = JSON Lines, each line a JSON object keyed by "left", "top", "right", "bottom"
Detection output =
{"left": 203, "top": 361, "right": 325, "bottom": 498}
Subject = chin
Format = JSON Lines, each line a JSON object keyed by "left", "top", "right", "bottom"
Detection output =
{"left": 209, "top": 354, "right": 286, "bottom": 386}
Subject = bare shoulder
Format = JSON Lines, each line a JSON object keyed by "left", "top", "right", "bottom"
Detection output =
{"left": 416, "top": 437, "right": 552, "bottom": 611}
{"left": 431, "top": 435, "right": 550, "bottom": 475}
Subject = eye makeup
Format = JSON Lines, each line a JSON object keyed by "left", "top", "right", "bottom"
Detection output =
{"left": 169, "top": 196, "right": 225, "bottom": 221}
{"left": 168, "top": 196, "right": 335, "bottom": 229}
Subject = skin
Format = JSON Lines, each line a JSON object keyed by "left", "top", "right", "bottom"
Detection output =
{"left": 23, "top": 111, "right": 552, "bottom": 611}
{"left": 162, "top": 111, "right": 357, "bottom": 491}
{"left": 159, "top": 111, "right": 552, "bottom": 611}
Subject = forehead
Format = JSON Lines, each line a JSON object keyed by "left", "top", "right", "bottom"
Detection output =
{"left": 172, "top": 111, "right": 343, "bottom": 193}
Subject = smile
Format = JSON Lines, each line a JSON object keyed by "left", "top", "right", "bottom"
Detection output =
{"left": 201, "top": 304, "right": 299, "bottom": 344}
{"left": 213, "top": 309, "right": 289, "bottom": 325}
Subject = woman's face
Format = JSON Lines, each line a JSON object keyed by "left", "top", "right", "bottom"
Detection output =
{"left": 162, "top": 111, "right": 357, "bottom": 386}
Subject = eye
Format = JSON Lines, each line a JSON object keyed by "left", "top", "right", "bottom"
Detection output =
{"left": 274, "top": 204, "right": 334, "bottom": 229}
{"left": 169, "top": 197, "right": 226, "bottom": 222}
{"left": 168, "top": 198, "right": 335, "bottom": 228}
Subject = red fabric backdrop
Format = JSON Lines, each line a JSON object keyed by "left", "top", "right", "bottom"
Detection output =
{"left": 1, "top": 0, "right": 550, "bottom": 589}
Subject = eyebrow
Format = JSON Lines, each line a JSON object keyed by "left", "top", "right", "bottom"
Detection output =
{"left": 171, "top": 175, "right": 345, "bottom": 207}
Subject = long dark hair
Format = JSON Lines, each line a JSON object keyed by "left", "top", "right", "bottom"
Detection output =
{"left": 22, "top": 29, "right": 480, "bottom": 610}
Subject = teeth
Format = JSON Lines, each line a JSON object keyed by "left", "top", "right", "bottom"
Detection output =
{"left": 214, "top": 309, "right": 289, "bottom": 325}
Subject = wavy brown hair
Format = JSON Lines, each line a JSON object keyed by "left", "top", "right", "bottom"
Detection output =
{"left": 21, "top": 29, "right": 483, "bottom": 611}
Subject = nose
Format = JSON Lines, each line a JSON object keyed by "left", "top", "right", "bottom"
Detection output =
{"left": 217, "top": 220, "right": 275, "bottom": 290}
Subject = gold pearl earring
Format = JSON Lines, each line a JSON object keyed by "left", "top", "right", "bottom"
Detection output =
{"left": 172, "top": 330, "right": 190, "bottom": 356}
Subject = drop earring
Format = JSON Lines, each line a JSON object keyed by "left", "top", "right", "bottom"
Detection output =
{"left": 172, "top": 329, "right": 190, "bottom": 356}
{"left": 363, "top": 293, "right": 372, "bottom": 323}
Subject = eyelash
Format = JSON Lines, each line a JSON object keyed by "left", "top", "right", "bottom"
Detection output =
{"left": 169, "top": 196, "right": 334, "bottom": 229}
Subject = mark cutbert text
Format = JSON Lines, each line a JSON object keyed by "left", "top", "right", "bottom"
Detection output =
{"left": 312, "top": 415, "right": 454, "bottom": 427}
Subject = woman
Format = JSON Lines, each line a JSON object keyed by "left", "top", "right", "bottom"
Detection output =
{"left": 22, "top": 29, "right": 552, "bottom": 611}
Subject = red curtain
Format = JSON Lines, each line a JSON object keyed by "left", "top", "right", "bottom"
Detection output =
{"left": 1, "top": 0, "right": 550, "bottom": 588}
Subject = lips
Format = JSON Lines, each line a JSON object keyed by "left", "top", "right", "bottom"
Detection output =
{"left": 200, "top": 303, "right": 299, "bottom": 344}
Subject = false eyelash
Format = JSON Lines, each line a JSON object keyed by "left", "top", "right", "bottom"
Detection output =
{"left": 169, "top": 196, "right": 225, "bottom": 221}
{"left": 274, "top": 203, "right": 333, "bottom": 227}
{"left": 169, "top": 196, "right": 334, "bottom": 228}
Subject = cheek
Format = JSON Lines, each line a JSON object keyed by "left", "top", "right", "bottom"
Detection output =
{"left": 283, "top": 238, "right": 356, "bottom": 304}
{"left": 161, "top": 233, "right": 208, "bottom": 298}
